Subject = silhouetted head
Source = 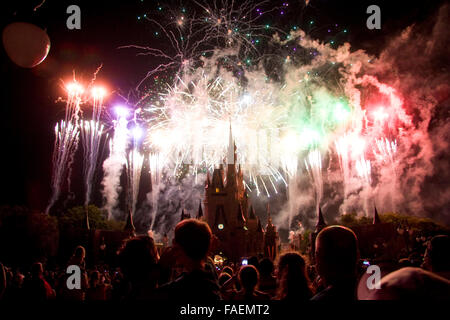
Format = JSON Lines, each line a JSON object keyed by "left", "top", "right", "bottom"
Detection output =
{"left": 222, "top": 266, "right": 233, "bottom": 276}
{"left": 31, "top": 262, "right": 43, "bottom": 278}
{"left": 423, "top": 235, "right": 450, "bottom": 272}
{"left": 368, "top": 267, "right": 450, "bottom": 300}
{"left": 174, "top": 219, "right": 212, "bottom": 262}
{"left": 73, "top": 246, "right": 86, "bottom": 262}
{"left": 218, "top": 272, "right": 232, "bottom": 286}
{"left": 119, "top": 235, "right": 158, "bottom": 282}
{"left": 276, "top": 252, "right": 313, "bottom": 300}
{"left": 315, "top": 226, "right": 359, "bottom": 285}
{"left": 239, "top": 265, "right": 259, "bottom": 292}
{"left": 258, "top": 258, "right": 274, "bottom": 277}
{"left": 278, "top": 252, "right": 306, "bottom": 274}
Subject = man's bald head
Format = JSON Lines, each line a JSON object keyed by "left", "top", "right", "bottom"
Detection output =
{"left": 315, "top": 226, "right": 359, "bottom": 284}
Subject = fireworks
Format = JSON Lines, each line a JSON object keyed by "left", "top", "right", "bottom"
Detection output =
{"left": 126, "top": 148, "right": 144, "bottom": 218}
{"left": 305, "top": 149, "right": 323, "bottom": 213}
{"left": 102, "top": 108, "right": 131, "bottom": 220}
{"left": 80, "top": 86, "right": 107, "bottom": 207}
{"left": 46, "top": 81, "right": 83, "bottom": 214}
{"left": 48, "top": 1, "right": 417, "bottom": 230}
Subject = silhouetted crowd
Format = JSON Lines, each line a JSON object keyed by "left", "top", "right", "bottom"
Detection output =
{"left": 1, "top": 219, "right": 449, "bottom": 301}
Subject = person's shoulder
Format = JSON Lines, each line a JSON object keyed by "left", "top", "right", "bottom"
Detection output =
{"left": 155, "top": 275, "right": 184, "bottom": 298}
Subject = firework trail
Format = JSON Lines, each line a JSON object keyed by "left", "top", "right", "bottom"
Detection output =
{"left": 80, "top": 86, "right": 106, "bottom": 206}
{"left": 305, "top": 149, "right": 323, "bottom": 214}
{"left": 374, "top": 138, "right": 397, "bottom": 165}
{"left": 102, "top": 108, "right": 129, "bottom": 220}
{"left": 46, "top": 82, "right": 83, "bottom": 214}
{"left": 373, "top": 137, "right": 398, "bottom": 211}
{"left": 121, "top": 0, "right": 284, "bottom": 91}
{"left": 148, "top": 152, "right": 165, "bottom": 230}
{"left": 105, "top": 1, "right": 450, "bottom": 229}
{"left": 356, "top": 156, "right": 372, "bottom": 216}
{"left": 126, "top": 127, "right": 145, "bottom": 218}
{"left": 335, "top": 135, "right": 351, "bottom": 200}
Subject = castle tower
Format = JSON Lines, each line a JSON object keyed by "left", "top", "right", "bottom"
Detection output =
{"left": 180, "top": 208, "right": 190, "bottom": 221}
{"left": 197, "top": 201, "right": 204, "bottom": 220}
{"left": 124, "top": 209, "right": 136, "bottom": 237}
{"left": 373, "top": 206, "right": 381, "bottom": 224}
{"left": 246, "top": 205, "right": 264, "bottom": 256}
{"left": 203, "top": 125, "right": 255, "bottom": 262}
{"left": 309, "top": 206, "right": 327, "bottom": 263}
{"left": 263, "top": 204, "right": 279, "bottom": 260}
{"left": 315, "top": 207, "right": 327, "bottom": 232}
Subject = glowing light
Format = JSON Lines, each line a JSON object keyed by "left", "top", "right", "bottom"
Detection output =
{"left": 334, "top": 102, "right": 350, "bottom": 122}
{"left": 372, "top": 107, "right": 389, "bottom": 122}
{"left": 91, "top": 86, "right": 106, "bottom": 99}
{"left": 240, "top": 94, "right": 253, "bottom": 105}
{"left": 131, "top": 126, "right": 144, "bottom": 141}
{"left": 66, "top": 82, "right": 84, "bottom": 95}
{"left": 356, "top": 157, "right": 371, "bottom": 185}
{"left": 218, "top": 224, "right": 224, "bottom": 230}
{"left": 114, "top": 106, "right": 130, "bottom": 118}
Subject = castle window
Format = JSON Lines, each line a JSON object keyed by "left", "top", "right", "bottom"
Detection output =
{"left": 218, "top": 223, "right": 224, "bottom": 230}
{"left": 215, "top": 188, "right": 220, "bottom": 193}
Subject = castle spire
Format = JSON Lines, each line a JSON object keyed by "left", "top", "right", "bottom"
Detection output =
{"left": 315, "top": 206, "right": 326, "bottom": 232}
{"left": 180, "top": 208, "right": 190, "bottom": 221}
{"left": 124, "top": 209, "right": 136, "bottom": 236}
{"left": 226, "top": 123, "right": 237, "bottom": 188}
{"left": 227, "top": 122, "right": 235, "bottom": 165}
{"left": 206, "top": 171, "right": 211, "bottom": 187}
{"left": 257, "top": 218, "right": 264, "bottom": 232}
{"left": 373, "top": 206, "right": 381, "bottom": 224}
{"left": 249, "top": 204, "right": 256, "bottom": 219}
{"left": 237, "top": 204, "right": 246, "bottom": 224}
{"left": 197, "top": 201, "right": 203, "bottom": 219}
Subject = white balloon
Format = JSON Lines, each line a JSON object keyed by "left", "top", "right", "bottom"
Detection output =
{"left": 2, "top": 22, "right": 51, "bottom": 68}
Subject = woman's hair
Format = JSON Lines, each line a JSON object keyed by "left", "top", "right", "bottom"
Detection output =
{"left": 276, "top": 252, "right": 314, "bottom": 300}
{"left": 74, "top": 246, "right": 86, "bottom": 260}
{"left": 118, "top": 235, "right": 159, "bottom": 282}
{"left": 239, "top": 265, "right": 259, "bottom": 292}
{"left": 218, "top": 272, "right": 232, "bottom": 287}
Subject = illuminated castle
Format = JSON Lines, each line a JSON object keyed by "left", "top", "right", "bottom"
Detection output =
{"left": 196, "top": 126, "right": 279, "bottom": 262}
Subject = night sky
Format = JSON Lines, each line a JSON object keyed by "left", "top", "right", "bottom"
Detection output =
{"left": 0, "top": 0, "right": 446, "bottom": 218}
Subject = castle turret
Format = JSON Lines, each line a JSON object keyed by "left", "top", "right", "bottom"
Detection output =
{"left": 257, "top": 218, "right": 264, "bottom": 233}
{"left": 197, "top": 201, "right": 204, "bottom": 220}
{"left": 124, "top": 210, "right": 136, "bottom": 237}
{"left": 203, "top": 127, "right": 262, "bottom": 262}
{"left": 226, "top": 124, "right": 237, "bottom": 190}
{"left": 236, "top": 204, "right": 246, "bottom": 227}
{"left": 180, "top": 209, "right": 190, "bottom": 221}
{"left": 206, "top": 171, "right": 211, "bottom": 188}
{"left": 264, "top": 203, "right": 278, "bottom": 260}
{"left": 373, "top": 206, "right": 381, "bottom": 224}
{"left": 315, "top": 206, "right": 327, "bottom": 233}
{"left": 310, "top": 206, "right": 327, "bottom": 263}
{"left": 248, "top": 205, "right": 256, "bottom": 219}
{"left": 211, "top": 168, "right": 225, "bottom": 190}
